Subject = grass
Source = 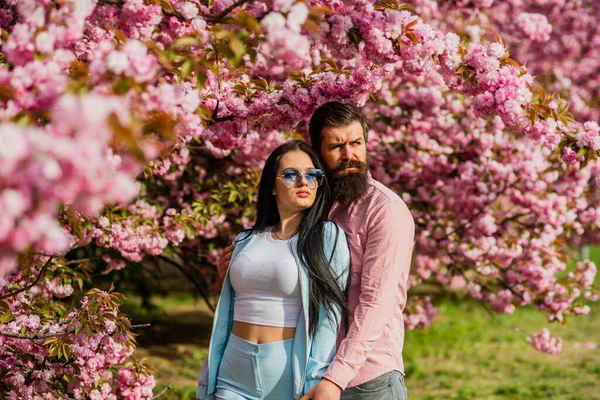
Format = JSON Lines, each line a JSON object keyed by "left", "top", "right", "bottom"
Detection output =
{"left": 403, "top": 300, "right": 600, "bottom": 400}
{"left": 124, "top": 249, "right": 600, "bottom": 400}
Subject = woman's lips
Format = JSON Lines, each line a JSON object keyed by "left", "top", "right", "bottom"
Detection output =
{"left": 297, "top": 190, "right": 311, "bottom": 197}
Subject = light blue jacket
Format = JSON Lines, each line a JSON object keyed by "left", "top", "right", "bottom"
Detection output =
{"left": 196, "top": 221, "right": 350, "bottom": 400}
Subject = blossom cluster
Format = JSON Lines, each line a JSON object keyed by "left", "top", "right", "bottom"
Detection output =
{"left": 0, "top": 269, "right": 154, "bottom": 399}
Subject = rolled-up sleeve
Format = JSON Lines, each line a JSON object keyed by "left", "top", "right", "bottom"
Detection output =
{"left": 323, "top": 200, "right": 414, "bottom": 389}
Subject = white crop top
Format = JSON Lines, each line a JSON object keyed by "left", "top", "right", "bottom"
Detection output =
{"left": 229, "top": 228, "right": 302, "bottom": 328}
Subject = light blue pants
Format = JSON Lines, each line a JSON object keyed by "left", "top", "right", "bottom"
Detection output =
{"left": 216, "top": 333, "right": 294, "bottom": 400}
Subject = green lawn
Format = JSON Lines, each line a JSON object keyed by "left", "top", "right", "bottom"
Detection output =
{"left": 126, "top": 248, "right": 600, "bottom": 400}
{"left": 403, "top": 300, "right": 600, "bottom": 400}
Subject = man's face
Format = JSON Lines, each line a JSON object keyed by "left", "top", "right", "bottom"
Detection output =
{"left": 318, "top": 121, "right": 369, "bottom": 207}
{"left": 318, "top": 121, "right": 368, "bottom": 171}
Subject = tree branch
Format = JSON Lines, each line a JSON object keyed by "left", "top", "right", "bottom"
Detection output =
{"left": 97, "top": 0, "right": 186, "bottom": 21}
{"left": 158, "top": 255, "right": 216, "bottom": 313}
{"left": 131, "top": 323, "right": 151, "bottom": 329}
{"left": 97, "top": 0, "right": 123, "bottom": 6}
{"left": 0, "top": 330, "right": 70, "bottom": 340}
{"left": 205, "top": 0, "right": 253, "bottom": 23}
{"left": 496, "top": 277, "right": 526, "bottom": 301}
{"left": 152, "top": 383, "right": 174, "bottom": 399}
{"left": 64, "top": 258, "right": 91, "bottom": 265}
{"left": 0, "top": 323, "right": 151, "bottom": 340}
{"left": 0, "top": 257, "right": 54, "bottom": 300}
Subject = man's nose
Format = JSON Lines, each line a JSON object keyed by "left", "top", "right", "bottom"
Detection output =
{"left": 340, "top": 145, "right": 356, "bottom": 161}
{"left": 340, "top": 145, "right": 351, "bottom": 160}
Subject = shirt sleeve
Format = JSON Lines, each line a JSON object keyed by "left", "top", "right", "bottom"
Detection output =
{"left": 323, "top": 199, "right": 414, "bottom": 389}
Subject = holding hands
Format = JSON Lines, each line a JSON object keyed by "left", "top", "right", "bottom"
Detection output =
{"left": 300, "top": 379, "right": 342, "bottom": 400}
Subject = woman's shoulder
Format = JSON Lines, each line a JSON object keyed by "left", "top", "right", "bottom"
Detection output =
{"left": 233, "top": 228, "right": 260, "bottom": 243}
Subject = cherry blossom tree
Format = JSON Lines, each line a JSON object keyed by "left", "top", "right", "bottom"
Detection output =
{"left": 0, "top": 0, "right": 598, "bottom": 397}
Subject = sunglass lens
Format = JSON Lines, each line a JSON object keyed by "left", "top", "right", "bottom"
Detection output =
{"left": 282, "top": 169, "right": 300, "bottom": 187}
{"left": 306, "top": 169, "right": 324, "bottom": 188}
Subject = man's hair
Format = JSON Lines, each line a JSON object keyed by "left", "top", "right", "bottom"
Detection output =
{"left": 308, "top": 101, "right": 370, "bottom": 152}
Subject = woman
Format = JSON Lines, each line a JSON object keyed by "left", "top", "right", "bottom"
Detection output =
{"left": 196, "top": 140, "right": 350, "bottom": 400}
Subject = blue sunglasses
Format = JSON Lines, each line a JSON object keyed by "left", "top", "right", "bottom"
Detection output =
{"left": 278, "top": 168, "right": 324, "bottom": 189}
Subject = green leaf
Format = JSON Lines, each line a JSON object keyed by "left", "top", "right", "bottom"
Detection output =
{"left": 0, "top": 310, "right": 13, "bottom": 324}
{"left": 228, "top": 36, "right": 246, "bottom": 60}
{"left": 181, "top": 60, "right": 193, "bottom": 79}
{"left": 228, "top": 190, "right": 237, "bottom": 203}
{"left": 171, "top": 36, "right": 199, "bottom": 49}
{"left": 158, "top": 0, "right": 175, "bottom": 13}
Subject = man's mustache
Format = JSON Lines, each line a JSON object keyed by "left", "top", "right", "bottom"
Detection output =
{"left": 330, "top": 159, "right": 369, "bottom": 174}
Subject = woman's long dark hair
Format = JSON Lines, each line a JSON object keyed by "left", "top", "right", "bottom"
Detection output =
{"left": 237, "top": 140, "right": 348, "bottom": 337}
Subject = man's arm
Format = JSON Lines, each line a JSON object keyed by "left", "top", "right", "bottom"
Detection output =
{"left": 216, "top": 244, "right": 235, "bottom": 282}
{"left": 322, "top": 200, "right": 414, "bottom": 389}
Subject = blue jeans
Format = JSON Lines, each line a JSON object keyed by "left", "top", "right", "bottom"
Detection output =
{"left": 215, "top": 334, "right": 294, "bottom": 400}
{"left": 341, "top": 371, "right": 407, "bottom": 400}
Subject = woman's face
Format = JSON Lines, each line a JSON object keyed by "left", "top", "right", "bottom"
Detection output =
{"left": 273, "top": 150, "right": 320, "bottom": 215}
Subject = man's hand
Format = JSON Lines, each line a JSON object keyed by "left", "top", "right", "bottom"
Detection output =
{"left": 300, "top": 379, "right": 342, "bottom": 400}
{"left": 217, "top": 244, "right": 235, "bottom": 281}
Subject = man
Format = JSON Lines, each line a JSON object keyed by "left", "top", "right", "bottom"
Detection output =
{"left": 216, "top": 102, "right": 414, "bottom": 400}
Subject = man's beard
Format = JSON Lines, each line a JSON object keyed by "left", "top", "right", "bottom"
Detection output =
{"left": 327, "top": 159, "right": 369, "bottom": 207}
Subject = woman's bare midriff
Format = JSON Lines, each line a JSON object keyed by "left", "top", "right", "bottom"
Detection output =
{"left": 231, "top": 321, "right": 296, "bottom": 344}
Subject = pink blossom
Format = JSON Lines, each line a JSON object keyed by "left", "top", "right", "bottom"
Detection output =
{"left": 568, "top": 260, "right": 597, "bottom": 290}
{"left": 286, "top": 3, "right": 308, "bottom": 32}
{"left": 514, "top": 13, "right": 552, "bottom": 42}
{"left": 2, "top": 23, "right": 36, "bottom": 65}
{"left": 404, "top": 296, "right": 438, "bottom": 330}
{"left": 273, "top": 0, "right": 294, "bottom": 13}
{"left": 490, "top": 289, "right": 515, "bottom": 314}
{"left": 175, "top": 2, "right": 199, "bottom": 20}
{"left": 575, "top": 121, "right": 600, "bottom": 150}
{"left": 562, "top": 147, "right": 578, "bottom": 165}
{"left": 527, "top": 329, "right": 563, "bottom": 354}
{"left": 0, "top": 124, "right": 29, "bottom": 177}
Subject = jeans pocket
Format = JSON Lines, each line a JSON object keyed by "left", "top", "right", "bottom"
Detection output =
{"left": 392, "top": 372, "right": 407, "bottom": 400}
{"left": 353, "top": 373, "right": 392, "bottom": 393}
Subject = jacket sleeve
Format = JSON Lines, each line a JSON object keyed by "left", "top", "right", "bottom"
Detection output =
{"left": 196, "top": 231, "right": 248, "bottom": 399}
{"left": 196, "top": 359, "right": 214, "bottom": 400}
{"left": 304, "top": 222, "right": 350, "bottom": 392}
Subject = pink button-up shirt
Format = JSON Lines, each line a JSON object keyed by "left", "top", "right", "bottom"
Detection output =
{"left": 323, "top": 175, "right": 415, "bottom": 389}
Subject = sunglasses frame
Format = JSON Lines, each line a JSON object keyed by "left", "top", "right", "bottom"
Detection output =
{"left": 278, "top": 168, "right": 324, "bottom": 189}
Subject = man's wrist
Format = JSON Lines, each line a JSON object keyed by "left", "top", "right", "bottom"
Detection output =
{"left": 323, "top": 378, "right": 343, "bottom": 392}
